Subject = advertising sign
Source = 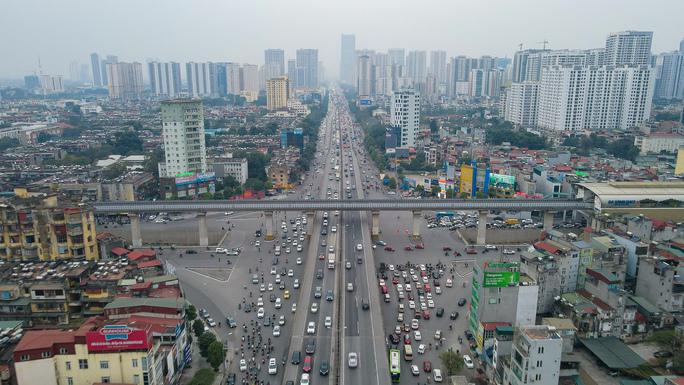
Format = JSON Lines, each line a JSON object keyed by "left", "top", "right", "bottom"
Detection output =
{"left": 483, "top": 271, "right": 520, "bottom": 288}
{"left": 489, "top": 173, "right": 516, "bottom": 186}
{"left": 359, "top": 99, "right": 372, "bottom": 106}
{"left": 86, "top": 325, "right": 151, "bottom": 352}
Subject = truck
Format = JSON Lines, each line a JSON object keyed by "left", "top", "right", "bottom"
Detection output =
{"left": 327, "top": 253, "right": 335, "bottom": 269}
{"left": 505, "top": 218, "right": 520, "bottom": 225}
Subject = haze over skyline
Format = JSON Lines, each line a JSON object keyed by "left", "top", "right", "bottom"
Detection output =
{"left": 1, "top": 0, "right": 682, "bottom": 79}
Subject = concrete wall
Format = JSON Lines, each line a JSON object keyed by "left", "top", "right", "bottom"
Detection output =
{"left": 107, "top": 227, "right": 223, "bottom": 246}
{"left": 459, "top": 228, "right": 541, "bottom": 245}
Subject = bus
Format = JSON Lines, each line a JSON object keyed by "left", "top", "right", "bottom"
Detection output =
{"left": 403, "top": 344, "right": 413, "bottom": 361}
{"left": 389, "top": 349, "right": 401, "bottom": 383}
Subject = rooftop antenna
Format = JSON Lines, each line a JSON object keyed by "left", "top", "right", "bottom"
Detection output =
{"left": 538, "top": 40, "right": 549, "bottom": 50}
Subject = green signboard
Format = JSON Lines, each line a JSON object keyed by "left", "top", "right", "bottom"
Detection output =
{"left": 483, "top": 271, "right": 520, "bottom": 287}
{"left": 489, "top": 173, "right": 516, "bottom": 186}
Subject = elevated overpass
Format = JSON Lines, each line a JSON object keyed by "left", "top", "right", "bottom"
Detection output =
{"left": 94, "top": 198, "right": 593, "bottom": 247}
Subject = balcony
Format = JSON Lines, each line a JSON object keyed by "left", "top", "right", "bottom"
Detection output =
{"left": 66, "top": 215, "right": 82, "bottom": 225}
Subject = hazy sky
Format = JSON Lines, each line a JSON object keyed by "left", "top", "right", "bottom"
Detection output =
{"left": 1, "top": 0, "right": 682, "bottom": 79}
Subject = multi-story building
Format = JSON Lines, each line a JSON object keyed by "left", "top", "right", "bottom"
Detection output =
{"left": 100, "top": 55, "right": 118, "bottom": 86}
{"left": 356, "top": 54, "right": 372, "bottom": 101}
{"left": 340, "top": 34, "right": 356, "bottom": 84}
{"left": 266, "top": 76, "right": 289, "bottom": 111}
{"left": 240, "top": 64, "right": 259, "bottom": 101}
{"left": 388, "top": 48, "right": 405, "bottom": 67}
{"left": 106, "top": 62, "right": 143, "bottom": 101}
{"left": 501, "top": 326, "right": 563, "bottom": 385}
{"left": 603, "top": 30, "right": 653, "bottom": 66}
{"left": 158, "top": 99, "right": 206, "bottom": 178}
{"left": 225, "top": 62, "right": 241, "bottom": 95}
{"left": 295, "top": 49, "right": 318, "bottom": 89}
{"left": 503, "top": 81, "right": 539, "bottom": 128}
{"left": 264, "top": 49, "right": 285, "bottom": 80}
{"left": 634, "top": 132, "right": 684, "bottom": 155}
{"left": 537, "top": 65, "right": 655, "bottom": 132}
{"left": 147, "top": 62, "right": 181, "bottom": 98}
{"left": 429, "top": 50, "right": 447, "bottom": 87}
{"left": 185, "top": 62, "right": 215, "bottom": 97}
{"left": 210, "top": 156, "right": 249, "bottom": 184}
{"left": 635, "top": 256, "right": 683, "bottom": 313}
{"left": 0, "top": 188, "right": 99, "bottom": 261}
{"left": 406, "top": 50, "right": 427, "bottom": 84}
{"left": 39, "top": 75, "right": 64, "bottom": 94}
{"left": 519, "top": 250, "right": 561, "bottom": 314}
{"left": 90, "top": 53, "right": 102, "bottom": 87}
{"left": 654, "top": 51, "right": 684, "bottom": 100}
{"left": 469, "top": 69, "right": 503, "bottom": 98}
{"left": 390, "top": 89, "right": 420, "bottom": 148}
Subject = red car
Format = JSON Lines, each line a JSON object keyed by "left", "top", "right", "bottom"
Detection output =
{"left": 318, "top": 254, "right": 325, "bottom": 260}
{"left": 392, "top": 277, "right": 399, "bottom": 285}
{"left": 423, "top": 360, "right": 432, "bottom": 373}
{"left": 303, "top": 356, "right": 313, "bottom": 373}
{"left": 466, "top": 247, "right": 478, "bottom": 254}
{"left": 384, "top": 246, "right": 395, "bottom": 252}
{"left": 381, "top": 285, "right": 388, "bottom": 294}
{"left": 415, "top": 243, "right": 425, "bottom": 249}
{"left": 403, "top": 334, "right": 411, "bottom": 345}
{"left": 422, "top": 310, "right": 430, "bottom": 319}
{"left": 424, "top": 284, "right": 431, "bottom": 292}
{"left": 404, "top": 246, "right": 413, "bottom": 251}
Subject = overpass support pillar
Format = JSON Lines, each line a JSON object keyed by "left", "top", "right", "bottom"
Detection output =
{"left": 306, "top": 211, "right": 315, "bottom": 236}
{"left": 129, "top": 214, "right": 142, "bottom": 248}
{"left": 371, "top": 210, "right": 380, "bottom": 238}
{"left": 198, "top": 212, "right": 208, "bottom": 247}
{"left": 412, "top": 210, "right": 422, "bottom": 238}
{"left": 264, "top": 211, "right": 275, "bottom": 241}
{"left": 476, "top": 210, "right": 488, "bottom": 245}
{"left": 543, "top": 211, "right": 556, "bottom": 232}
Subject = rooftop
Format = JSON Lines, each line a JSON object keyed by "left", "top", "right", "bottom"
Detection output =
{"left": 580, "top": 337, "right": 646, "bottom": 370}
{"left": 577, "top": 181, "right": 684, "bottom": 196}
{"left": 521, "top": 325, "right": 561, "bottom": 340}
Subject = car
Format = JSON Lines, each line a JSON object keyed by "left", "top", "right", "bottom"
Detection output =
{"left": 415, "top": 243, "right": 425, "bottom": 249}
{"left": 345, "top": 261, "right": 352, "bottom": 269}
{"left": 273, "top": 325, "right": 281, "bottom": 336}
{"left": 411, "top": 319, "right": 419, "bottom": 330}
{"left": 397, "top": 313, "right": 404, "bottom": 322}
{"left": 294, "top": 279, "right": 300, "bottom": 289}
{"left": 503, "top": 248, "right": 515, "bottom": 255}
{"left": 291, "top": 350, "right": 302, "bottom": 365}
{"left": 259, "top": 284, "right": 266, "bottom": 292}
{"left": 450, "top": 311, "right": 459, "bottom": 320}
{"left": 270, "top": 267, "right": 277, "bottom": 275}
{"left": 319, "top": 360, "right": 330, "bottom": 376}
{"left": 263, "top": 317, "right": 271, "bottom": 327}
{"left": 328, "top": 245, "right": 334, "bottom": 253}
{"left": 257, "top": 307, "right": 265, "bottom": 319}
{"left": 403, "top": 333, "right": 411, "bottom": 345}
{"left": 279, "top": 315, "right": 286, "bottom": 325}
{"left": 485, "top": 244, "right": 497, "bottom": 250}
{"left": 348, "top": 352, "right": 358, "bottom": 368}
{"left": 300, "top": 373, "right": 310, "bottom": 385}
{"left": 325, "top": 316, "right": 332, "bottom": 328}
{"left": 433, "top": 368, "right": 443, "bottom": 382}
{"left": 316, "top": 269, "right": 324, "bottom": 279}
{"left": 314, "top": 286, "right": 322, "bottom": 298}
{"left": 347, "top": 282, "right": 354, "bottom": 291}
{"left": 310, "top": 303, "right": 318, "bottom": 313}
{"left": 442, "top": 246, "right": 452, "bottom": 251}
{"left": 268, "top": 283, "right": 274, "bottom": 291}
{"left": 445, "top": 278, "right": 453, "bottom": 287}
{"left": 226, "top": 373, "right": 236, "bottom": 385}
{"left": 284, "top": 290, "right": 290, "bottom": 299}
{"left": 458, "top": 298, "right": 467, "bottom": 306}
{"left": 654, "top": 350, "right": 674, "bottom": 358}
{"left": 331, "top": 226, "right": 337, "bottom": 232}
{"left": 269, "top": 293, "right": 277, "bottom": 302}
{"left": 302, "top": 356, "right": 313, "bottom": 373}
{"left": 296, "top": 257, "right": 302, "bottom": 265}
{"left": 436, "top": 308, "right": 444, "bottom": 318}
{"left": 463, "top": 354, "right": 474, "bottom": 369}
{"left": 356, "top": 243, "right": 363, "bottom": 251}
{"left": 415, "top": 331, "right": 422, "bottom": 341}
{"left": 394, "top": 325, "right": 402, "bottom": 335}
{"left": 288, "top": 269, "right": 294, "bottom": 277}
{"left": 362, "top": 301, "right": 370, "bottom": 310}
{"left": 215, "top": 247, "right": 226, "bottom": 253}
{"left": 435, "top": 286, "right": 442, "bottom": 295}
{"left": 226, "top": 316, "right": 237, "bottom": 328}
{"left": 187, "top": 250, "right": 198, "bottom": 254}
{"left": 239, "top": 359, "right": 247, "bottom": 372}
{"left": 422, "top": 310, "right": 430, "bottom": 319}
{"left": 376, "top": 240, "right": 387, "bottom": 246}
{"left": 466, "top": 247, "right": 477, "bottom": 254}
{"left": 408, "top": 300, "right": 415, "bottom": 309}
{"left": 305, "top": 340, "right": 316, "bottom": 354}
{"left": 404, "top": 246, "right": 413, "bottom": 251}
{"left": 268, "top": 358, "right": 278, "bottom": 375}
{"left": 428, "top": 299, "right": 435, "bottom": 308}
{"left": 418, "top": 344, "right": 426, "bottom": 354}
{"left": 206, "top": 318, "right": 217, "bottom": 327}
{"left": 326, "top": 289, "right": 334, "bottom": 301}
{"left": 384, "top": 246, "right": 395, "bottom": 252}
{"left": 435, "top": 330, "right": 442, "bottom": 340}
{"left": 292, "top": 303, "right": 297, "bottom": 313}
{"left": 423, "top": 360, "right": 432, "bottom": 373}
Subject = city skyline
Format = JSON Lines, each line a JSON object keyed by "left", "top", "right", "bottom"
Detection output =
{"left": 1, "top": 0, "right": 683, "bottom": 79}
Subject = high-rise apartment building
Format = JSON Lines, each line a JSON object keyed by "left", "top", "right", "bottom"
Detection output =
{"left": 240, "top": 64, "right": 259, "bottom": 101}
{"left": 340, "top": 34, "right": 356, "bottom": 84}
{"left": 654, "top": 51, "right": 684, "bottom": 99}
{"left": 264, "top": 49, "right": 285, "bottom": 80}
{"left": 287, "top": 59, "right": 297, "bottom": 88}
{"left": 406, "top": 51, "right": 427, "bottom": 84}
{"left": 148, "top": 62, "right": 182, "bottom": 98}
{"left": 429, "top": 50, "right": 447, "bottom": 86}
{"left": 388, "top": 48, "right": 405, "bottom": 67}
{"left": 604, "top": 30, "right": 653, "bottom": 66}
{"left": 69, "top": 61, "right": 80, "bottom": 82}
{"left": 469, "top": 69, "right": 503, "bottom": 98}
{"left": 186, "top": 62, "right": 215, "bottom": 97}
{"left": 225, "top": 62, "right": 241, "bottom": 95}
{"left": 501, "top": 326, "right": 563, "bottom": 385}
{"left": 503, "top": 81, "right": 540, "bottom": 128}
{"left": 159, "top": 99, "right": 206, "bottom": 178}
{"left": 90, "top": 53, "right": 102, "bottom": 86}
{"left": 295, "top": 49, "right": 319, "bottom": 89}
{"left": 106, "top": 62, "right": 143, "bottom": 101}
{"left": 356, "top": 54, "right": 372, "bottom": 100}
{"left": 537, "top": 65, "right": 655, "bottom": 132}
{"left": 266, "top": 76, "right": 289, "bottom": 110}
{"left": 100, "top": 55, "right": 118, "bottom": 86}
{"left": 39, "top": 75, "right": 64, "bottom": 94}
{"left": 390, "top": 89, "right": 420, "bottom": 148}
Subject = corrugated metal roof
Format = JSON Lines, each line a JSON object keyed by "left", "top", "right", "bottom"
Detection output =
{"left": 580, "top": 337, "right": 646, "bottom": 369}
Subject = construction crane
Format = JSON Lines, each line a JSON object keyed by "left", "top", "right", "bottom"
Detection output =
{"left": 538, "top": 40, "right": 549, "bottom": 50}
{"left": 518, "top": 43, "right": 524, "bottom": 51}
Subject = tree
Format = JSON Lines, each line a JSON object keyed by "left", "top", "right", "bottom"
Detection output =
{"left": 199, "top": 332, "right": 217, "bottom": 357}
{"left": 439, "top": 350, "right": 464, "bottom": 375}
{"left": 143, "top": 148, "right": 164, "bottom": 178}
{"left": 431, "top": 185, "right": 441, "bottom": 196}
{"left": 111, "top": 131, "right": 143, "bottom": 155}
{"left": 101, "top": 163, "right": 128, "bottom": 179}
{"left": 649, "top": 330, "right": 682, "bottom": 350}
{"left": 207, "top": 340, "right": 225, "bottom": 371}
{"left": 192, "top": 319, "right": 205, "bottom": 338}
{"left": 186, "top": 305, "right": 197, "bottom": 321}
{"left": 607, "top": 138, "right": 640, "bottom": 161}
{"left": 62, "top": 127, "right": 82, "bottom": 138}
{"left": 387, "top": 177, "right": 397, "bottom": 190}
{"left": 244, "top": 178, "right": 266, "bottom": 192}
{"left": 36, "top": 132, "right": 56, "bottom": 143}
{"left": 429, "top": 119, "right": 439, "bottom": 133}
{"left": 188, "top": 368, "right": 216, "bottom": 385}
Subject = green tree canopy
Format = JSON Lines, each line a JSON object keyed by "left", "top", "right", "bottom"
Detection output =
{"left": 198, "top": 332, "right": 216, "bottom": 357}
{"left": 207, "top": 340, "right": 225, "bottom": 371}
{"left": 439, "top": 350, "right": 464, "bottom": 375}
{"left": 0, "top": 138, "right": 21, "bottom": 152}
{"left": 192, "top": 319, "right": 205, "bottom": 338}
{"left": 185, "top": 304, "right": 197, "bottom": 321}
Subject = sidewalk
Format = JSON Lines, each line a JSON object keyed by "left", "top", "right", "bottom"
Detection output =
{"left": 177, "top": 333, "right": 225, "bottom": 385}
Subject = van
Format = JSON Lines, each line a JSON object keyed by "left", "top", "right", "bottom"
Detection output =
{"left": 275, "top": 298, "right": 282, "bottom": 309}
{"left": 384, "top": 293, "right": 391, "bottom": 303}
{"left": 274, "top": 246, "right": 281, "bottom": 256}
{"left": 404, "top": 344, "right": 413, "bottom": 361}
{"left": 252, "top": 274, "right": 259, "bottom": 284}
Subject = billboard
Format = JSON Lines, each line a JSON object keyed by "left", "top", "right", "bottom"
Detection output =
{"left": 359, "top": 99, "right": 372, "bottom": 106}
{"left": 489, "top": 173, "right": 515, "bottom": 186}
{"left": 86, "top": 325, "right": 151, "bottom": 352}
{"left": 483, "top": 271, "right": 520, "bottom": 287}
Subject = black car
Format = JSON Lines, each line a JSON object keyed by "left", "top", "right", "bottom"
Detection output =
{"left": 436, "top": 308, "right": 444, "bottom": 317}
{"left": 305, "top": 340, "right": 316, "bottom": 354}
{"left": 321, "top": 229, "right": 328, "bottom": 235}
{"left": 450, "top": 312, "right": 459, "bottom": 320}
{"left": 654, "top": 350, "right": 673, "bottom": 358}
{"left": 458, "top": 298, "right": 467, "bottom": 306}
{"left": 291, "top": 351, "right": 302, "bottom": 364}
{"left": 431, "top": 271, "right": 440, "bottom": 279}
{"left": 263, "top": 317, "right": 271, "bottom": 327}
{"left": 226, "top": 316, "right": 237, "bottom": 328}
{"left": 389, "top": 333, "right": 400, "bottom": 344}
{"left": 187, "top": 250, "right": 198, "bottom": 254}
{"left": 269, "top": 293, "right": 277, "bottom": 302}
{"left": 226, "top": 373, "right": 236, "bottom": 385}
{"left": 465, "top": 330, "right": 474, "bottom": 340}
{"left": 319, "top": 360, "right": 330, "bottom": 376}
{"left": 326, "top": 289, "right": 334, "bottom": 301}
{"left": 433, "top": 279, "right": 440, "bottom": 287}
{"left": 316, "top": 269, "right": 324, "bottom": 279}
{"left": 244, "top": 303, "right": 252, "bottom": 313}
{"left": 362, "top": 301, "right": 370, "bottom": 310}
{"left": 255, "top": 230, "right": 262, "bottom": 237}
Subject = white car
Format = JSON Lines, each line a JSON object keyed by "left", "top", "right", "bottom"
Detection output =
{"left": 446, "top": 279, "right": 453, "bottom": 288}
{"left": 300, "top": 373, "right": 310, "bottom": 385}
{"left": 260, "top": 284, "right": 266, "bottom": 292}
{"left": 271, "top": 267, "right": 277, "bottom": 275}
{"left": 279, "top": 315, "right": 286, "bottom": 325}
{"left": 485, "top": 244, "right": 497, "bottom": 250}
{"left": 257, "top": 297, "right": 264, "bottom": 307}
{"left": 389, "top": 264, "right": 395, "bottom": 271}
{"left": 348, "top": 352, "right": 358, "bottom": 368}
{"left": 331, "top": 226, "right": 337, "bottom": 232}
{"left": 418, "top": 344, "right": 426, "bottom": 354}
{"left": 414, "top": 331, "right": 422, "bottom": 341}
{"left": 411, "top": 364, "right": 420, "bottom": 376}
{"left": 297, "top": 245, "right": 303, "bottom": 252}
{"left": 288, "top": 269, "right": 294, "bottom": 277}
{"left": 405, "top": 284, "right": 412, "bottom": 292}
{"left": 433, "top": 368, "right": 443, "bottom": 382}
{"left": 347, "top": 282, "right": 354, "bottom": 292}
{"left": 206, "top": 318, "right": 216, "bottom": 327}
{"left": 273, "top": 325, "right": 281, "bottom": 337}
{"left": 257, "top": 307, "right": 265, "bottom": 318}
{"left": 428, "top": 299, "right": 435, "bottom": 308}
{"left": 285, "top": 247, "right": 291, "bottom": 254}
{"left": 307, "top": 322, "right": 316, "bottom": 334}
{"left": 463, "top": 354, "right": 474, "bottom": 368}
{"left": 435, "top": 286, "right": 442, "bottom": 295}
{"left": 356, "top": 244, "right": 363, "bottom": 251}
{"left": 268, "top": 357, "right": 277, "bottom": 374}
{"left": 325, "top": 316, "right": 332, "bottom": 328}
{"left": 292, "top": 303, "right": 297, "bottom": 313}
{"left": 239, "top": 358, "right": 247, "bottom": 371}
{"left": 310, "top": 303, "right": 318, "bottom": 313}
{"left": 411, "top": 319, "right": 419, "bottom": 330}
{"left": 294, "top": 279, "right": 300, "bottom": 288}
{"left": 215, "top": 247, "right": 226, "bottom": 253}
{"left": 268, "top": 283, "right": 274, "bottom": 291}
{"left": 296, "top": 257, "right": 302, "bottom": 265}
{"left": 408, "top": 300, "right": 416, "bottom": 309}
{"left": 503, "top": 248, "right": 515, "bottom": 255}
